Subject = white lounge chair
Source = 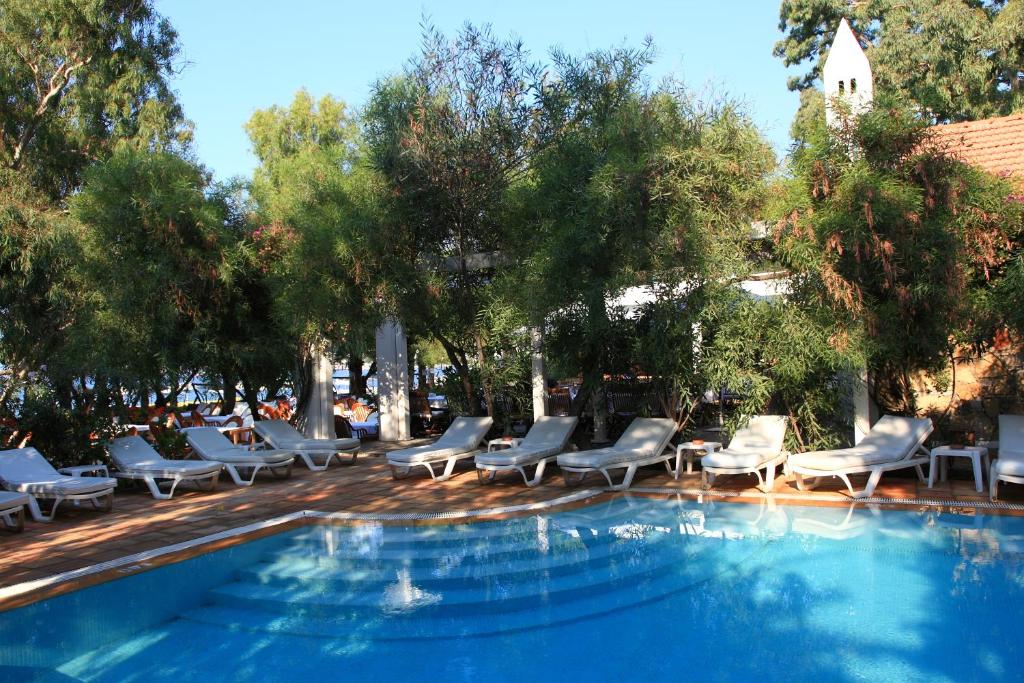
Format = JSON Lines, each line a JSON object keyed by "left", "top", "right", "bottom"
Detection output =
{"left": 183, "top": 427, "right": 294, "bottom": 486}
{"left": 701, "top": 415, "right": 789, "bottom": 493}
{"left": 557, "top": 417, "right": 678, "bottom": 490}
{"left": 475, "top": 416, "right": 579, "bottom": 487}
{"left": 788, "top": 415, "right": 933, "bottom": 499}
{"left": 991, "top": 415, "right": 1024, "bottom": 501}
{"left": 0, "top": 448, "right": 116, "bottom": 522}
{"left": 0, "top": 490, "right": 30, "bottom": 532}
{"left": 108, "top": 435, "right": 223, "bottom": 500}
{"left": 253, "top": 419, "right": 360, "bottom": 470}
{"left": 386, "top": 417, "right": 493, "bottom": 481}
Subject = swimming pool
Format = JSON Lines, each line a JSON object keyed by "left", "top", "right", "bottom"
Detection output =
{"left": 1, "top": 496, "right": 1021, "bottom": 682}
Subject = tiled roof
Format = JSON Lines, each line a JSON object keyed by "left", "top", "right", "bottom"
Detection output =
{"left": 927, "top": 113, "right": 1024, "bottom": 179}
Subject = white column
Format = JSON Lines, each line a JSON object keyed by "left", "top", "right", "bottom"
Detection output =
{"left": 304, "top": 346, "right": 335, "bottom": 440}
{"left": 376, "top": 319, "right": 410, "bottom": 441}
{"left": 531, "top": 327, "right": 548, "bottom": 421}
{"left": 853, "top": 367, "right": 871, "bottom": 444}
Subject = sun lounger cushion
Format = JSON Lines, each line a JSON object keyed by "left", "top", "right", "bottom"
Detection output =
{"left": 255, "top": 420, "right": 359, "bottom": 451}
{"left": 789, "top": 416, "right": 932, "bottom": 470}
{"left": 702, "top": 416, "right": 788, "bottom": 469}
{"left": 3, "top": 475, "right": 114, "bottom": 496}
{"left": 476, "top": 445, "right": 563, "bottom": 467}
{"left": 557, "top": 447, "right": 644, "bottom": 469}
{"left": 0, "top": 490, "right": 29, "bottom": 509}
{"left": 993, "top": 457, "right": 1024, "bottom": 477}
{"left": 388, "top": 417, "right": 493, "bottom": 464}
{"left": 0, "top": 448, "right": 116, "bottom": 495}
{"left": 110, "top": 436, "right": 223, "bottom": 477}
{"left": 558, "top": 418, "right": 676, "bottom": 469}
{"left": 387, "top": 445, "right": 462, "bottom": 464}
{"left": 702, "top": 448, "right": 775, "bottom": 469}
{"left": 185, "top": 428, "right": 294, "bottom": 464}
{"left": 477, "top": 417, "right": 578, "bottom": 467}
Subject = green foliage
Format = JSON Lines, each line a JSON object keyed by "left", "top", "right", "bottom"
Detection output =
{"left": 247, "top": 90, "right": 380, "bottom": 347}
{"left": 363, "top": 22, "right": 545, "bottom": 414}
{"left": 70, "top": 147, "right": 230, "bottom": 396}
{"left": 775, "top": 0, "right": 1024, "bottom": 122}
{"left": 705, "top": 294, "right": 858, "bottom": 451}
{"left": 515, "top": 44, "right": 775, "bottom": 429}
{"left": 0, "top": 0, "right": 189, "bottom": 198}
{"left": 17, "top": 384, "right": 115, "bottom": 468}
{"left": 772, "top": 95, "right": 1024, "bottom": 413}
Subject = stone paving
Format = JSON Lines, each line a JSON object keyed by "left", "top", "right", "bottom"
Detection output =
{"left": 0, "top": 438, "right": 1020, "bottom": 594}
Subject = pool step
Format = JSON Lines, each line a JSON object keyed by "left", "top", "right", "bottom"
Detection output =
{"left": 209, "top": 546, "right": 688, "bottom": 617}
{"left": 182, "top": 534, "right": 769, "bottom": 641}
{"left": 181, "top": 553, "right": 748, "bottom": 641}
{"left": 246, "top": 528, "right": 676, "bottom": 585}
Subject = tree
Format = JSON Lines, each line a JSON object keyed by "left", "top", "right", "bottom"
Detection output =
{"left": 70, "top": 146, "right": 231, "bottom": 407}
{"left": 775, "top": 0, "right": 1024, "bottom": 123}
{"left": 515, "top": 45, "right": 775, "bottom": 439}
{"left": 363, "top": 23, "right": 545, "bottom": 416}
{"left": 771, "top": 95, "right": 1024, "bottom": 415}
{"left": 0, "top": 0, "right": 189, "bottom": 198}
{"left": 246, "top": 90, "right": 381, "bottom": 420}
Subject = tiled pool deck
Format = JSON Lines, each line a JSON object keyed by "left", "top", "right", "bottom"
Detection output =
{"left": 1, "top": 438, "right": 1021, "bottom": 600}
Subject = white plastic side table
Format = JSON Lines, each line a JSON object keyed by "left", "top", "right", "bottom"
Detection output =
{"left": 487, "top": 438, "right": 521, "bottom": 452}
{"left": 928, "top": 446, "right": 990, "bottom": 493}
{"left": 673, "top": 441, "right": 722, "bottom": 479}
{"left": 57, "top": 464, "right": 109, "bottom": 478}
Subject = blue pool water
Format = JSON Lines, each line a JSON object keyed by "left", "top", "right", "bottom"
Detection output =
{"left": 1, "top": 497, "right": 1022, "bottom": 682}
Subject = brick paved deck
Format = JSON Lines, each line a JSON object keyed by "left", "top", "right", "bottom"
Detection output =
{"left": 1, "top": 438, "right": 1021, "bottom": 596}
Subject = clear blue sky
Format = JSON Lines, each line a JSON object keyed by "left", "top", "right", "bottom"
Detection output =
{"left": 158, "top": 1, "right": 803, "bottom": 182}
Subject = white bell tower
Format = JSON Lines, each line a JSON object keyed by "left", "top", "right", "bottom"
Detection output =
{"left": 823, "top": 18, "right": 873, "bottom": 128}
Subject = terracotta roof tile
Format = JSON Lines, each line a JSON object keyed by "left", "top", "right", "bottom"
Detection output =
{"left": 927, "top": 113, "right": 1024, "bottom": 180}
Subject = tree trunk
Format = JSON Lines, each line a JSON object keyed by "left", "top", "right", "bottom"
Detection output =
{"left": 475, "top": 333, "right": 495, "bottom": 417}
{"left": 435, "top": 332, "right": 478, "bottom": 415}
{"left": 221, "top": 367, "right": 237, "bottom": 413}
{"left": 348, "top": 356, "right": 364, "bottom": 396}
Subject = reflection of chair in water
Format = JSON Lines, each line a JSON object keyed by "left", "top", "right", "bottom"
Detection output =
{"left": 790, "top": 504, "right": 875, "bottom": 541}
{"left": 700, "top": 500, "right": 790, "bottom": 539}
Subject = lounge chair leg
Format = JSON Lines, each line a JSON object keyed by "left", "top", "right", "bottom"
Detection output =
{"left": 300, "top": 452, "right": 330, "bottom": 472}
{"left": 990, "top": 463, "right": 999, "bottom": 501}
{"left": 477, "top": 468, "right": 497, "bottom": 485}
{"left": 225, "top": 464, "right": 259, "bottom": 486}
{"left": 759, "top": 465, "right": 777, "bottom": 494}
{"left": 914, "top": 464, "right": 927, "bottom": 483}
{"left": 434, "top": 457, "right": 458, "bottom": 482}
{"left": 335, "top": 450, "right": 358, "bottom": 465}
{"left": 562, "top": 470, "right": 587, "bottom": 487}
{"left": 92, "top": 493, "right": 113, "bottom": 512}
{"left": 525, "top": 459, "right": 549, "bottom": 487}
{"left": 143, "top": 476, "right": 173, "bottom": 500}
{"left": 607, "top": 465, "right": 638, "bottom": 491}
{"left": 390, "top": 464, "right": 412, "bottom": 480}
{"left": 0, "top": 507, "right": 24, "bottom": 532}
{"left": 271, "top": 462, "right": 293, "bottom": 479}
{"left": 25, "top": 496, "right": 46, "bottom": 522}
